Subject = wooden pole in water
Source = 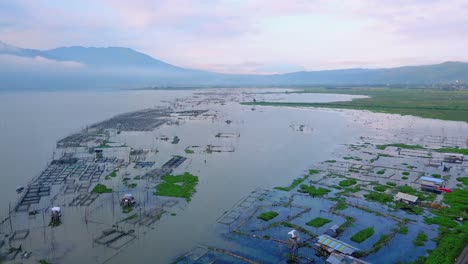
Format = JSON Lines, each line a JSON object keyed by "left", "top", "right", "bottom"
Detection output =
{"left": 8, "top": 202, "right": 13, "bottom": 233}
{"left": 112, "top": 191, "right": 115, "bottom": 217}
{"left": 42, "top": 210, "right": 46, "bottom": 242}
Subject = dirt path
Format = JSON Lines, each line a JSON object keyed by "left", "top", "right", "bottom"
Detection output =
{"left": 455, "top": 244, "right": 468, "bottom": 264}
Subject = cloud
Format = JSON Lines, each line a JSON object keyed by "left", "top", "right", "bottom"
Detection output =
{"left": 1, "top": 0, "right": 468, "bottom": 73}
{"left": 0, "top": 54, "right": 85, "bottom": 71}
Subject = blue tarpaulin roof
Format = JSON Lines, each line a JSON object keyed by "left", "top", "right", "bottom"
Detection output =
{"left": 420, "top": 176, "right": 444, "bottom": 183}
{"left": 317, "top": 235, "right": 359, "bottom": 255}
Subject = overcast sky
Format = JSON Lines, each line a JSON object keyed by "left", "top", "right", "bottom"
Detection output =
{"left": 1, "top": 0, "right": 468, "bottom": 74}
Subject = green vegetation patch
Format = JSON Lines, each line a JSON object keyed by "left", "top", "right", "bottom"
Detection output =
{"left": 339, "top": 179, "right": 357, "bottom": 187}
{"left": 424, "top": 216, "right": 457, "bottom": 228}
{"left": 344, "top": 186, "right": 361, "bottom": 193}
{"left": 413, "top": 232, "right": 428, "bottom": 247}
{"left": 370, "top": 234, "right": 392, "bottom": 254}
{"left": 420, "top": 188, "right": 468, "bottom": 264}
{"left": 431, "top": 173, "right": 441, "bottom": 178}
{"left": 306, "top": 217, "right": 332, "bottom": 228}
{"left": 274, "top": 175, "right": 309, "bottom": 192}
{"left": 308, "top": 169, "right": 320, "bottom": 175}
{"left": 364, "top": 191, "right": 393, "bottom": 204}
{"left": 243, "top": 88, "right": 468, "bottom": 123}
{"left": 436, "top": 147, "right": 468, "bottom": 155}
{"left": 128, "top": 183, "right": 137, "bottom": 188}
{"left": 324, "top": 160, "right": 337, "bottom": 163}
{"left": 377, "top": 143, "right": 426, "bottom": 150}
{"left": 257, "top": 211, "right": 279, "bottom": 221}
{"left": 92, "top": 183, "right": 113, "bottom": 194}
{"left": 184, "top": 148, "right": 194, "bottom": 154}
{"left": 109, "top": 170, "right": 118, "bottom": 177}
{"left": 402, "top": 171, "right": 410, "bottom": 176}
{"left": 456, "top": 177, "right": 468, "bottom": 186}
{"left": 351, "top": 227, "right": 375, "bottom": 243}
{"left": 397, "top": 224, "right": 408, "bottom": 234}
{"left": 386, "top": 182, "right": 397, "bottom": 187}
{"left": 373, "top": 185, "right": 388, "bottom": 192}
{"left": 298, "top": 185, "right": 330, "bottom": 197}
{"left": 154, "top": 172, "right": 199, "bottom": 201}
{"left": 337, "top": 216, "right": 355, "bottom": 234}
{"left": 376, "top": 170, "right": 386, "bottom": 175}
{"left": 394, "top": 202, "right": 424, "bottom": 215}
{"left": 401, "top": 176, "right": 409, "bottom": 180}
{"left": 425, "top": 224, "right": 468, "bottom": 264}
{"left": 334, "top": 200, "right": 348, "bottom": 210}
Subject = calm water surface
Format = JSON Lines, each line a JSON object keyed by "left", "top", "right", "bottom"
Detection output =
{"left": 0, "top": 89, "right": 466, "bottom": 263}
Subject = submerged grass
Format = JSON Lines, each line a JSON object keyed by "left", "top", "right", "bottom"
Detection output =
{"left": 154, "top": 172, "right": 199, "bottom": 202}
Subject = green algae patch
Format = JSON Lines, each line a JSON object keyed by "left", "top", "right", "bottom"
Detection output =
{"left": 154, "top": 172, "right": 199, "bottom": 202}
{"left": 351, "top": 227, "right": 374, "bottom": 243}
{"left": 257, "top": 211, "right": 279, "bottom": 221}
{"left": 274, "top": 175, "right": 309, "bottom": 191}
{"left": 92, "top": 183, "right": 113, "bottom": 194}
{"left": 306, "top": 217, "right": 331, "bottom": 228}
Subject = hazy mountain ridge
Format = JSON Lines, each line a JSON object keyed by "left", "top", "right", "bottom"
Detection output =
{"left": 1, "top": 41, "right": 467, "bottom": 90}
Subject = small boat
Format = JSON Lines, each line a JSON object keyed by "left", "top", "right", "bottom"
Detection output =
{"left": 436, "top": 187, "right": 453, "bottom": 193}
{"left": 16, "top": 186, "right": 24, "bottom": 193}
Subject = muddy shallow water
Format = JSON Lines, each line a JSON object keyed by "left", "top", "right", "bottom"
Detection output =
{"left": 0, "top": 88, "right": 467, "bottom": 263}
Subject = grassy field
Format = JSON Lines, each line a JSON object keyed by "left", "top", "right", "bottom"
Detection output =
{"left": 243, "top": 88, "right": 468, "bottom": 122}
{"left": 421, "top": 188, "right": 468, "bottom": 264}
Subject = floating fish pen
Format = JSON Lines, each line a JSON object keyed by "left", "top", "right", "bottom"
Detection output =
{"left": 162, "top": 156, "right": 187, "bottom": 169}
{"left": 142, "top": 168, "right": 173, "bottom": 180}
{"left": 134, "top": 161, "right": 155, "bottom": 169}
{"left": 215, "top": 132, "right": 240, "bottom": 138}
{"left": 90, "top": 108, "right": 170, "bottom": 131}
{"left": 174, "top": 110, "right": 208, "bottom": 117}
{"left": 69, "top": 193, "right": 99, "bottom": 207}
{"left": 94, "top": 228, "right": 136, "bottom": 250}
{"left": 206, "top": 145, "right": 235, "bottom": 153}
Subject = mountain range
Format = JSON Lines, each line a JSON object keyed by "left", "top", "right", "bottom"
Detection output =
{"left": 1, "top": 41, "right": 467, "bottom": 90}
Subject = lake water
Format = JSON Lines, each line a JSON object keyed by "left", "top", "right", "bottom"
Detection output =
{"left": 0, "top": 89, "right": 466, "bottom": 263}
